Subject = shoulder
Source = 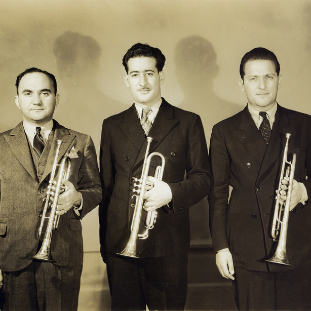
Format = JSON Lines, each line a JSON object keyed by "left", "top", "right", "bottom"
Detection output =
{"left": 212, "top": 108, "right": 245, "bottom": 131}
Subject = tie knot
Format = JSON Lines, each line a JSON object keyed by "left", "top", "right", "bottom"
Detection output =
{"left": 36, "top": 127, "right": 41, "bottom": 134}
{"left": 259, "top": 111, "right": 268, "bottom": 119}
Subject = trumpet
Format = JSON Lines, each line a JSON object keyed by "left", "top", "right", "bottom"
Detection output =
{"left": 118, "top": 137, "right": 165, "bottom": 258}
{"left": 266, "top": 133, "right": 296, "bottom": 265}
{"left": 33, "top": 140, "right": 71, "bottom": 262}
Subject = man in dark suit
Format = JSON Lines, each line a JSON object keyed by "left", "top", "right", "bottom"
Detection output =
{"left": 209, "top": 47, "right": 311, "bottom": 310}
{"left": 99, "top": 43, "right": 212, "bottom": 310}
{"left": 0, "top": 67, "right": 101, "bottom": 310}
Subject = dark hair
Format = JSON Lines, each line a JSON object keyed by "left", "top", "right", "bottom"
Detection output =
{"left": 122, "top": 43, "right": 166, "bottom": 73}
{"left": 240, "top": 47, "right": 280, "bottom": 79}
{"left": 15, "top": 67, "right": 57, "bottom": 94}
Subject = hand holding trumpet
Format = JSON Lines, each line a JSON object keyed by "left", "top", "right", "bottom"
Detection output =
{"left": 277, "top": 177, "right": 304, "bottom": 211}
{"left": 143, "top": 176, "right": 172, "bottom": 211}
{"left": 48, "top": 180, "right": 82, "bottom": 215}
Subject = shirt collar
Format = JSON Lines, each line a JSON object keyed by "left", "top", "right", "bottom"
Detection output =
{"left": 248, "top": 103, "right": 278, "bottom": 129}
{"left": 23, "top": 119, "right": 54, "bottom": 146}
{"left": 135, "top": 98, "right": 162, "bottom": 123}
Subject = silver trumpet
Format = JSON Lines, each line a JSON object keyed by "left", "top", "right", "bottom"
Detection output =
{"left": 266, "top": 133, "right": 296, "bottom": 265}
{"left": 118, "top": 137, "right": 165, "bottom": 258}
{"left": 33, "top": 140, "right": 71, "bottom": 262}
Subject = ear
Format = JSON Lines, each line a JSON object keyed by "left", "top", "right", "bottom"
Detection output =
{"left": 238, "top": 79, "right": 245, "bottom": 92}
{"left": 15, "top": 95, "right": 20, "bottom": 109}
{"left": 124, "top": 74, "right": 129, "bottom": 87}
{"left": 55, "top": 94, "right": 60, "bottom": 108}
{"left": 159, "top": 71, "right": 165, "bottom": 85}
{"left": 277, "top": 75, "right": 281, "bottom": 89}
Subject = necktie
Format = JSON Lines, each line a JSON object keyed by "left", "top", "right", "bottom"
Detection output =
{"left": 33, "top": 127, "right": 45, "bottom": 158}
{"left": 140, "top": 108, "right": 152, "bottom": 136}
{"left": 259, "top": 112, "right": 271, "bottom": 144}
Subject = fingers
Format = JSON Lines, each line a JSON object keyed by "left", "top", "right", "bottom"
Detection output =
{"left": 56, "top": 204, "right": 68, "bottom": 215}
{"left": 216, "top": 250, "right": 235, "bottom": 280}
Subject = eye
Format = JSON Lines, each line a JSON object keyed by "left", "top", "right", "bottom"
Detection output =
{"left": 23, "top": 91, "right": 31, "bottom": 96}
{"left": 41, "top": 92, "right": 50, "bottom": 96}
{"left": 146, "top": 72, "right": 154, "bottom": 76}
{"left": 131, "top": 73, "right": 138, "bottom": 77}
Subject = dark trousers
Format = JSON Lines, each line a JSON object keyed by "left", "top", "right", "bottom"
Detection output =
{"left": 106, "top": 251, "right": 188, "bottom": 311}
{"left": 233, "top": 261, "right": 311, "bottom": 311}
{"left": 3, "top": 261, "right": 82, "bottom": 311}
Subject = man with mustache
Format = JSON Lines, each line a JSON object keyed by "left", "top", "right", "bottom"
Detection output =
{"left": 209, "top": 47, "right": 311, "bottom": 310}
{"left": 99, "top": 43, "right": 212, "bottom": 310}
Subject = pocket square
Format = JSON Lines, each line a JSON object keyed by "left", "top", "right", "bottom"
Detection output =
{"left": 68, "top": 146, "right": 79, "bottom": 159}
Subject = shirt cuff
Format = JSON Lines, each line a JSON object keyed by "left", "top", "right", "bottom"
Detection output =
{"left": 73, "top": 194, "right": 83, "bottom": 216}
{"left": 299, "top": 182, "right": 308, "bottom": 205}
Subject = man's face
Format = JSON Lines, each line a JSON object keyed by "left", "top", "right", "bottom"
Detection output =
{"left": 239, "top": 59, "right": 280, "bottom": 111}
{"left": 15, "top": 72, "right": 59, "bottom": 126}
{"left": 125, "top": 57, "right": 164, "bottom": 107}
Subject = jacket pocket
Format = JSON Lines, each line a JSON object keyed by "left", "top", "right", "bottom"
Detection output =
{"left": 69, "top": 219, "right": 82, "bottom": 231}
{"left": 0, "top": 223, "right": 7, "bottom": 236}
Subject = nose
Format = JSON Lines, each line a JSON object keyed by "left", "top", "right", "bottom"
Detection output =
{"left": 258, "top": 77, "right": 266, "bottom": 89}
{"left": 33, "top": 93, "right": 42, "bottom": 105}
{"left": 139, "top": 73, "right": 147, "bottom": 87}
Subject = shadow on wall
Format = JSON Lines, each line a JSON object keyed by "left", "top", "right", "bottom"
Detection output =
{"left": 53, "top": 31, "right": 126, "bottom": 148}
{"left": 175, "top": 35, "right": 242, "bottom": 141}
{"left": 175, "top": 35, "right": 242, "bottom": 245}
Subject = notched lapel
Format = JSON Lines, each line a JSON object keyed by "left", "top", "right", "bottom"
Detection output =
{"left": 5, "top": 122, "right": 37, "bottom": 181}
{"left": 42, "top": 122, "right": 76, "bottom": 182}
{"left": 132, "top": 101, "right": 178, "bottom": 173}
{"left": 257, "top": 106, "right": 296, "bottom": 183}
{"left": 233, "top": 108, "right": 267, "bottom": 164}
{"left": 120, "top": 105, "right": 146, "bottom": 151}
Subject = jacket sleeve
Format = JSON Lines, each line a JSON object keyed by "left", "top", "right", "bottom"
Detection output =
{"left": 98, "top": 120, "right": 115, "bottom": 246}
{"left": 208, "top": 124, "right": 231, "bottom": 253}
{"left": 168, "top": 114, "right": 212, "bottom": 210}
{"left": 77, "top": 135, "right": 102, "bottom": 219}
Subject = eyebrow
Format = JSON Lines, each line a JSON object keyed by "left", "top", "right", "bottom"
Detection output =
{"left": 22, "top": 88, "right": 52, "bottom": 93}
{"left": 129, "top": 69, "right": 155, "bottom": 74}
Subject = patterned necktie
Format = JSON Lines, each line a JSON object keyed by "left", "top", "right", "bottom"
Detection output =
{"left": 140, "top": 108, "right": 152, "bottom": 136}
{"left": 33, "top": 127, "right": 45, "bottom": 158}
{"left": 259, "top": 112, "right": 271, "bottom": 144}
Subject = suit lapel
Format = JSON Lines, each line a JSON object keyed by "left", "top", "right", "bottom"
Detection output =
{"left": 233, "top": 107, "right": 267, "bottom": 164}
{"left": 4, "top": 122, "right": 37, "bottom": 181}
{"left": 132, "top": 100, "right": 178, "bottom": 173}
{"left": 257, "top": 105, "right": 296, "bottom": 183}
{"left": 120, "top": 105, "right": 146, "bottom": 151}
{"left": 41, "top": 121, "right": 76, "bottom": 182}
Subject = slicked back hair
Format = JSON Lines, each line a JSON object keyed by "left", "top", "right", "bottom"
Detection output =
{"left": 122, "top": 43, "right": 166, "bottom": 73}
{"left": 240, "top": 47, "right": 280, "bottom": 80}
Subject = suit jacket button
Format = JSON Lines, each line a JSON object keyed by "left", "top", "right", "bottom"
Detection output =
{"left": 170, "top": 152, "right": 176, "bottom": 157}
{"left": 251, "top": 214, "right": 257, "bottom": 219}
{"left": 124, "top": 156, "right": 130, "bottom": 161}
{"left": 256, "top": 187, "right": 261, "bottom": 192}
{"left": 247, "top": 163, "right": 252, "bottom": 168}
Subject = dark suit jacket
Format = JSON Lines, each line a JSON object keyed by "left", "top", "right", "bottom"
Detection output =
{"left": 99, "top": 99, "right": 212, "bottom": 258}
{"left": 0, "top": 121, "right": 102, "bottom": 272}
{"left": 209, "top": 105, "right": 311, "bottom": 272}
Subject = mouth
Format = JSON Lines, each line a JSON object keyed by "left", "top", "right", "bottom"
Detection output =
{"left": 139, "top": 89, "right": 150, "bottom": 93}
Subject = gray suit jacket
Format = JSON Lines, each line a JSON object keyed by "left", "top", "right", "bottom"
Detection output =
{"left": 0, "top": 121, "right": 101, "bottom": 272}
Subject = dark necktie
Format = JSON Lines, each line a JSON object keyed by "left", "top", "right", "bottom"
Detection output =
{"left": 259, "top": 112, "right": 271, "bottom": 144}
{"left": 33, "top": 127, "right": 45, "bottom": 158}
{"left": 141, "top": 108, "right": 152, "bottom": 136}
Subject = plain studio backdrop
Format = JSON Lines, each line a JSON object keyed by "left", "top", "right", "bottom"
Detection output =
{"left": 1, "top": 0, "right": 311, "bottom": 252}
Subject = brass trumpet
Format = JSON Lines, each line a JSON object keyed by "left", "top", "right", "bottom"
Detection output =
{"left": 266, "top": 133, "right": 296, "bottom": 265}
{"left": 118, "top": 137, "right": 165, "bottom": 258}
{"left": 33, "top": 140, "right": 71, "bottom": 261}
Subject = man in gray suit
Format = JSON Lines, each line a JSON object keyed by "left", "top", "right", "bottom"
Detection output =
{"left": 0, "top": 67, "right": 101, "bottom": 310}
